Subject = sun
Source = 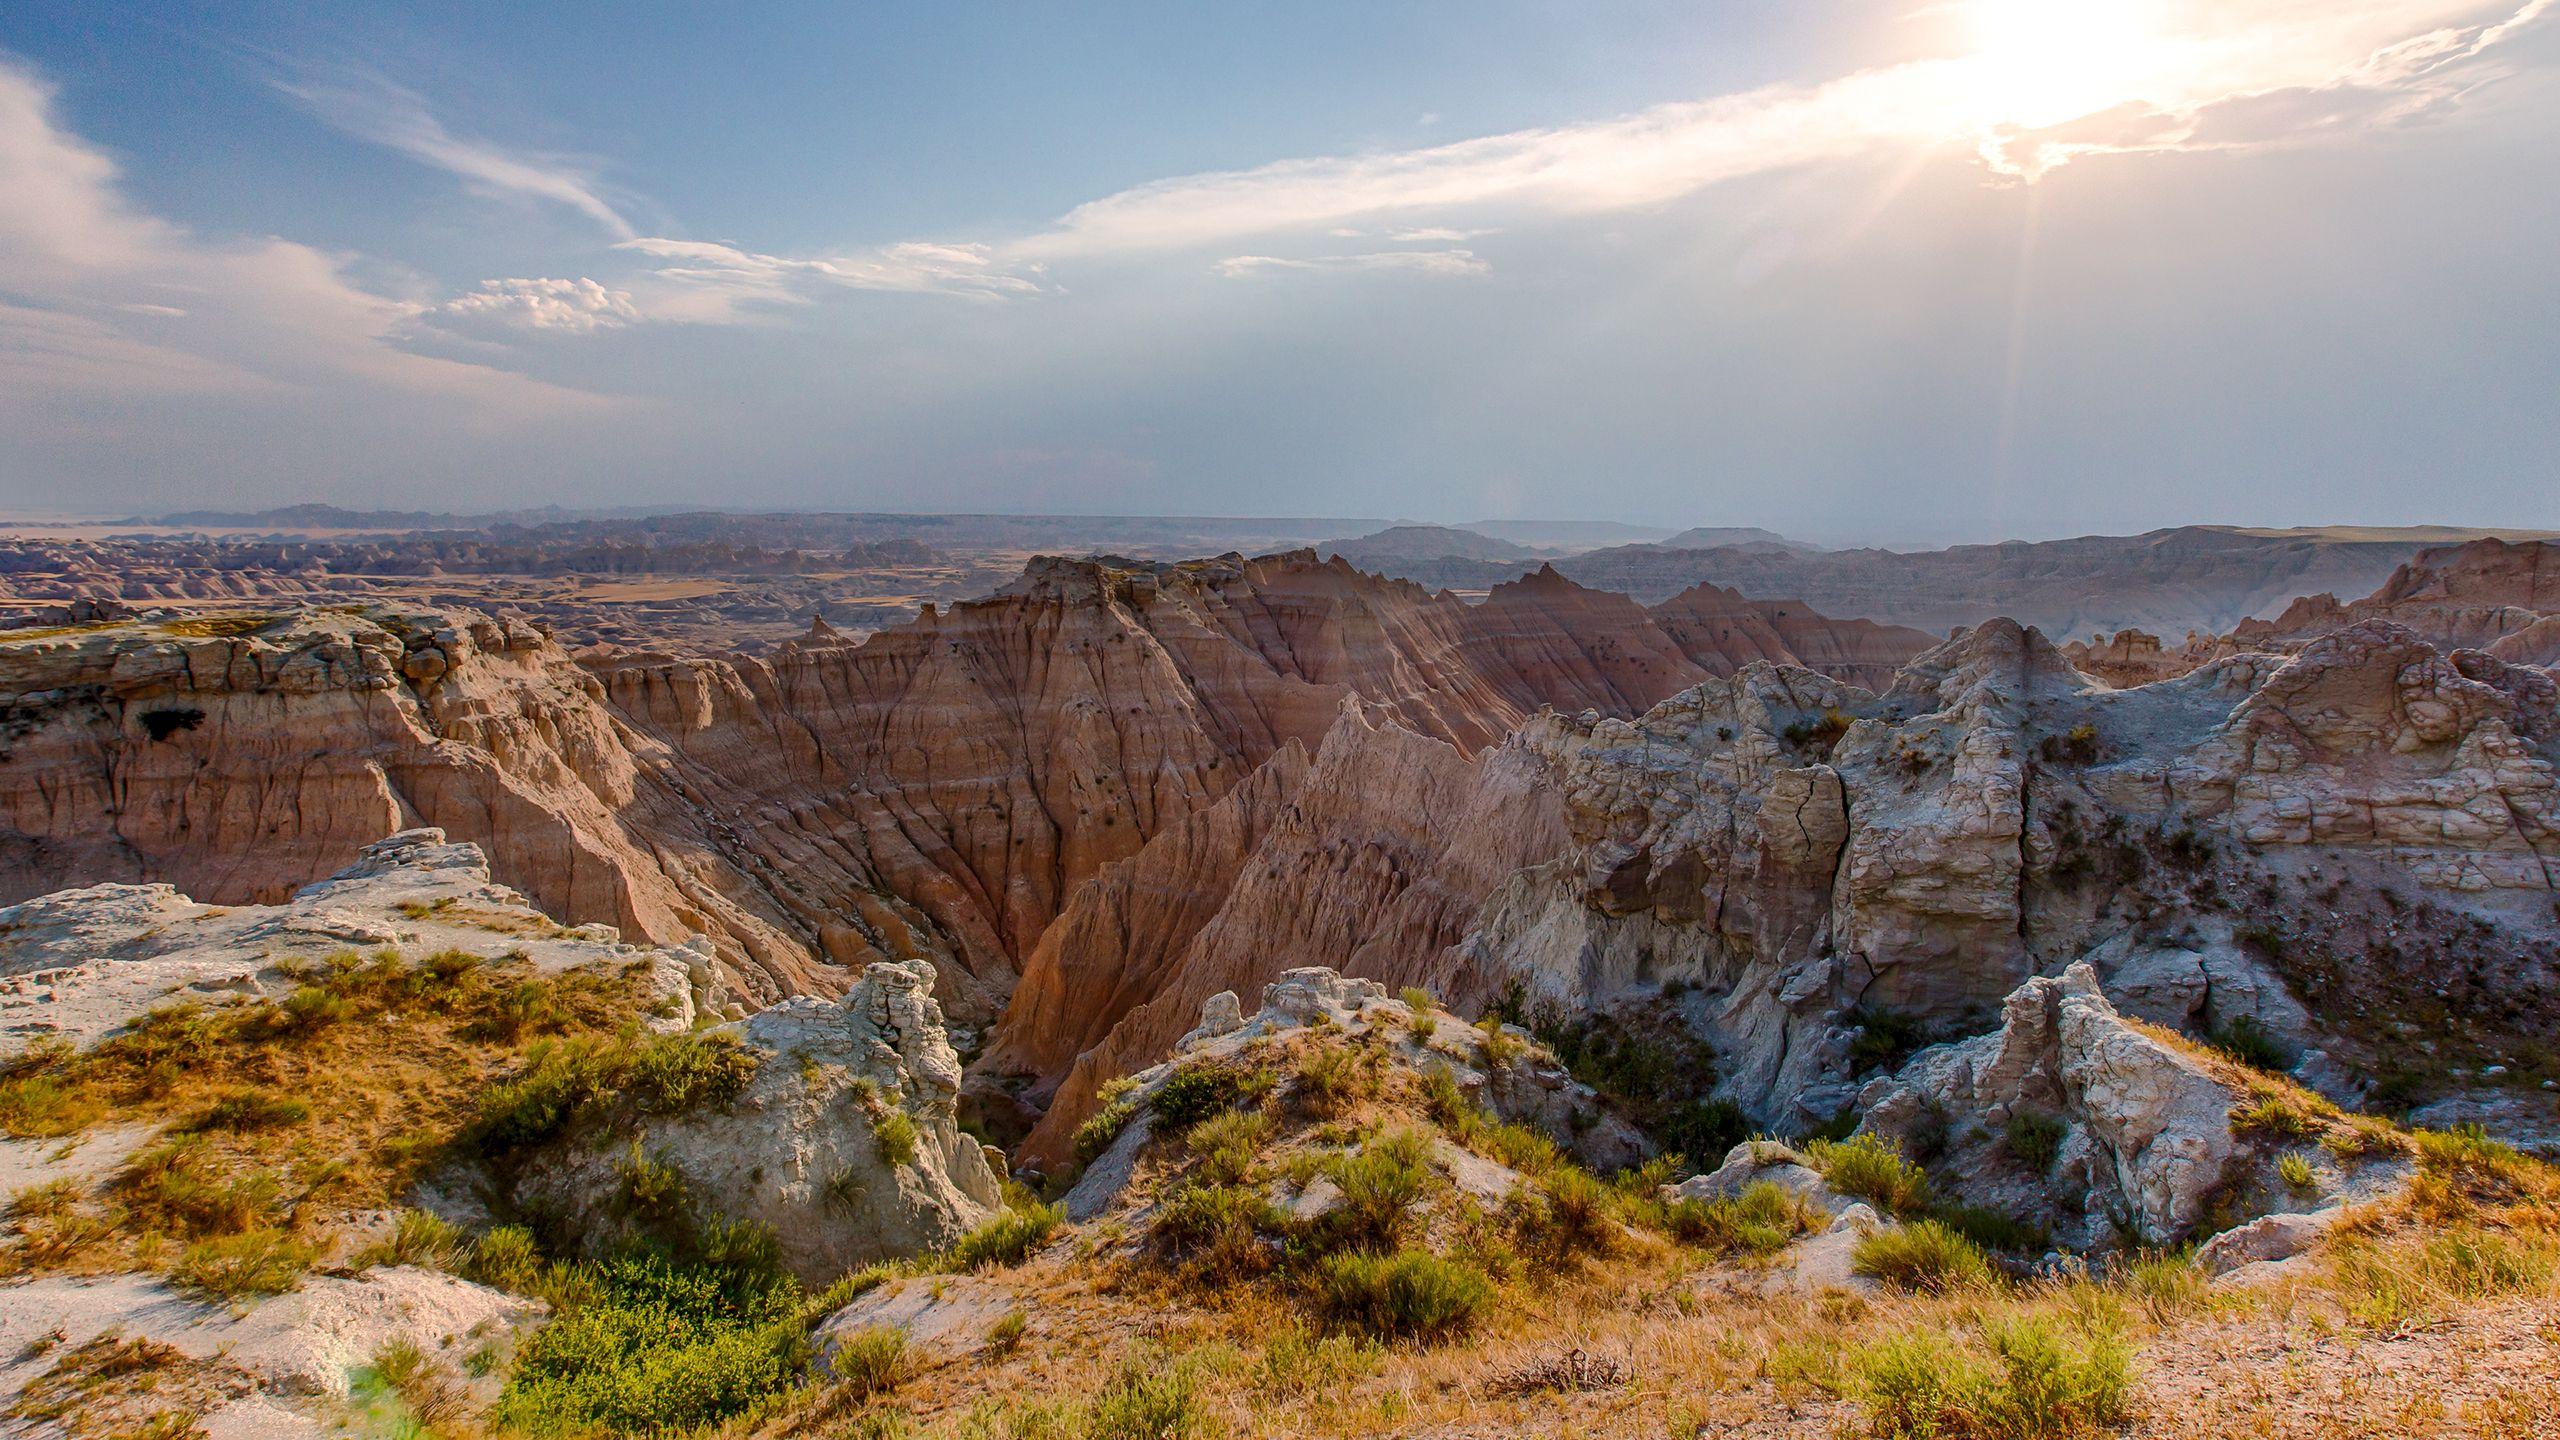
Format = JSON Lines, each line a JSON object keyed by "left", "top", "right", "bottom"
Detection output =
{"left": 1962, "top": 0, "right": 2164, "bottom": 129}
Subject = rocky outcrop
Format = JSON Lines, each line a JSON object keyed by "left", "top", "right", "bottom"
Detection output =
{"left": 1058, "top": 968, "right": 1645, "bottom": 1217}
{"left": 1855, "top": 963, "right": 2406, "bottom": 1249}
{"left": 0, "top": 828, "right": 713, "bottom": 1058}
{"left": 504, "top": 958, "right": 1004, "bottom": 1285}
{"left": 1446, "top": 616, "right": 2560, "bottom": 1132}
{"left": 2083, "top": 539, "right": 2560, "bottom": 688}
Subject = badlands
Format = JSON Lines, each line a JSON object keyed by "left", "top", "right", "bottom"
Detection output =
{"left": 0, "top": 524, "right": 2554, "bottom": 1439}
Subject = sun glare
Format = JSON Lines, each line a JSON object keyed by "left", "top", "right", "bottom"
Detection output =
{"left": 1962, "top": 0, "right": 2164, "bottom": 129}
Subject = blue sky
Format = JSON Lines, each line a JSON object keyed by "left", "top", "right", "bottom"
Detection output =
{"left": 2, "top": 1, "right": 2555, "bottom": 541}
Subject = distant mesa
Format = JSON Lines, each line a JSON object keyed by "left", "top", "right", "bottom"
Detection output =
{"left": 1655, "top": 525, "right": 1824, "bottom": 554}
{"left": 1317, "top": 523, "right": 1548, "bottom": 567}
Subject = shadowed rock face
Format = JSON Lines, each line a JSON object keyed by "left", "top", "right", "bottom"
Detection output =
{"left": 1444, "top": 618, "right": 2560, "bottom": 1130}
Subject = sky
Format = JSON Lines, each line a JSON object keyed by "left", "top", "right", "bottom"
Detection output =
{"left": 1, "top": 0, "right": 2554, "bottom": 544}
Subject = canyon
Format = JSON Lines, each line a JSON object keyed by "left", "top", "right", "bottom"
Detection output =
{"left": 5, "top": 529, "right": 2558, "bottom": 1437}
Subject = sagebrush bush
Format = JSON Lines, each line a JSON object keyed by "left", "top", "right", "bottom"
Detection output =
{"left": 1319, "top": 1131, "right": 1434, "bottom": 1254}
{"left": 1846, "top": 1311, "right": 2131, "bottom": 1440}
{"left": 1852, "top": 1220, "right": 1995, "bottom": 1294}
{"left": 354, "top": 1208, "right": 465, "bottom": 1271}
{"left": 1151, "top": 1180, "right": 1280, "bottom": 1281}
{"left": 465, "top": 1030, "right": 760, "bottom": 1159}
{"left": 1316, "top": 1248, "right": 1492, "bottom": 1343}
{"left": 1806, "top": 1133, "right": 1931, "bottom": 1214}
{"left": 1153, "top": 1060, "right": 1256, "bottom": 1130}
{"left": 1187, "top": 1107, "right": 1272, "bottom": 1185}
{"left": 828, "top": 1324, "right": 911, "bottom": 1400}
{"left": 1665, "top": 1179, "right": 1820, "bottom": 1255}
{"left": 1292, "top": 1046, "right": 1378, "bottom": 1117}
{"left": 946, "top": 1203, "right": 1064, "bottom": 1271}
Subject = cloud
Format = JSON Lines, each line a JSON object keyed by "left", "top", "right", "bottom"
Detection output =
{"left": 424, "top": 276, "right": 640, "bottom": 334}
{"left": 999, "top": 0, "right": 2549, "bottom": 256}
{"left": 613, "top": 236, "right": 1045, "bottom": 320}
{"left": 1214, "top": 249, "right": 1491, "bottom": 279}
{"left": 270, "top": 64, "right": 637, "bottom": 239}
{"left": 0, "top": 57, "right": 604, "bottom": 414}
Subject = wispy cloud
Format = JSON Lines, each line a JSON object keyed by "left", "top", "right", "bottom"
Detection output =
{"left": 1215, "top": 249, "right": 1490, "bottom": 279}
{"left": 270, "top": 64, "right": 637, "bottom": 239}
{"left": 1003, "top": 0, "right": 2549, "bottom": 256}
{"left": 0, "top": 58, "right": 605, "bottom": 411}
{"left": 611, "top": 237, "right": 1045, "bottom": 320}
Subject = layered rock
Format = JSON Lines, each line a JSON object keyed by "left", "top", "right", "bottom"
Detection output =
{"left": 1447, "top": 617, "right": 2560, "bottom": 1132}
{"left": 1002, "top": 703, "right": 1571, "bottom": 1169}
{"left": 1649, "top": 581, "right": 1935, "bottom": 691}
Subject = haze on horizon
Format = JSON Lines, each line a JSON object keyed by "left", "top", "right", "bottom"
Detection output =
{"left": 3, "top": 1, "right": 2555, "bottom": 546}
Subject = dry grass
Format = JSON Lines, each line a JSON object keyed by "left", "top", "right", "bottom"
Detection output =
{"left": 0, "top": 948, "right": 653, "bottom": 1281}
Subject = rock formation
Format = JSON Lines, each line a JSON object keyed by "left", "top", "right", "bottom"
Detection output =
{"left": 0, "top": 552, "right": 1911, "bottom": 1032}
{"left": 0, "top": 828, "right": 711, "bottom": 1058}
{"left": 1444, "top": 617, "right": 2560, "bottom": 1135}
{"left": 998, "top": 703, "right": 1571, "bottom": 1168}
{"left": 503, "top": 958, "right": 1005, "bottom": 1285}
{"left": 1854, "top": 963, "right": 2404, "bottom": 1247}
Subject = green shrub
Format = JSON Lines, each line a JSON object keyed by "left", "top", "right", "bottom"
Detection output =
{"left": 828, "top": 1325, "right": 911, "bottom": 1400}
{"left": 185, "top": 1088, "right": 312, "bottom": 1133}
{"left": 1851, "top": 1220, "right": 1994, "bottom": 1294}
{"left": 984, "top": 1309, "right": 1028, "bottom": 1355}
{"left": 1476, "top": 1120, "right": 1561, "bottom": 1177}
{"left": 1665, "top": 1179, "right": 1821, "bottom": 1256}
{"left": 618, "top": 1144, "right": 690, "bottom": 1221}
{"left": 1081, "top": 1351, "right": 1217, "bottom": 1440}
{"left": 945, "top": 1203, "right": 1063, "bottom": 1271}
{"left": 1806, "top": 1133, "right": 1931, "bottom": 1214}
{"left": 465, "top": 1031, "right": 761, "bottom": 1160}
{"left": 2278, "top": 1152, "right": 2316, "bottom": 1191}
{"left": 466, "top": 1225, "right": 545, "bottom": 1291}
{"left": 1316, "top": 1249, "right": 1492, "bottom": 1343}
{"left": 281, "top": 985, "right": 355, "bottom": 1031}
{"left": 873, "top": 1109, "right": 920, "bottom": 1166}
{"left": 1929, "top": 1202, "right": 2047, "bottom": 1256}
{"left": 1319, "top": 1132, "right": 1434, "bottom": 1254}
{"left": 1073, "top": 1093, "right": 1139, "bottom": 1163}
{"left": 1151, "top": 1180, "right": 1280, "bottom": 1280}
{"left": 1153, "top": 1061, "right": 1255, "bottom": 1130}
{"left": 2004, "top": 1110, "right": 2065, "bottom": 1173}
{"left": 354, "top": 1209, "right": 465, "bottom": 1271}
{"left": 491, "top": 1251, "right": 808, "bottom": 1436}
{"left": 173, "top": 1228, "right": 319, "bottom": 1302}
{"left": 1845, "top": 1313, "right": 2130, "bottom": 1440}
{"left": 1292, "top": 1046, "right": 1377, "bottom": 1117}
{"left": 2234, "top": 1094, "right": 2321, "bottom": 1140}
{"left": 1513, "top": 1165, "right": 1618, "bottom": 1259}
{"left": 1187, "top": 1108, "right": 1272, "bottom": 1185}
